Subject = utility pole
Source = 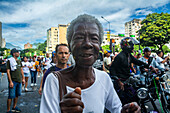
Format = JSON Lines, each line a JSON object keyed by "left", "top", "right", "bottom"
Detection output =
{"left": 101, "top": 16, "right": 113, "bottom": 53}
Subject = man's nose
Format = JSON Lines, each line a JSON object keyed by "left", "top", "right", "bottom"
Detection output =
{"left": 83, "top": 37, "right": 93, "bottom": 49}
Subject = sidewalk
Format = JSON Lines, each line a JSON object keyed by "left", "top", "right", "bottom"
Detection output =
{"left": 0, "top": 73, "right": 42, "bottom": 113}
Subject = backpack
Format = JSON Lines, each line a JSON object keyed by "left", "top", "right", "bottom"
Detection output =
{"left": 0, "top": 63, "right": 7, "bottom": 73}
{"left": 49, "top": 65, "right": 56, "bottom": 72}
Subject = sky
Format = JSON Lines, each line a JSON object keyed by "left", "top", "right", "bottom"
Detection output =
{"left": 0, "top": 0, "right": 170, "bottom": 49}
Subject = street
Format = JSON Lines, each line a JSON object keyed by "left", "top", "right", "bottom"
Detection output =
{"left": 0, "top": 68, "right": 169, "bottom": 113}
{"left": 0, "top": 73, "right": 42, "bottom": 113}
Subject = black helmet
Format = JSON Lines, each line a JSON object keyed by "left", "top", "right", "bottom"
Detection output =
{"left": 143, "top": 47, "right": 151, "bottom": 53}
{"left": 120, "top": 37, "right": 139, "bottom": 53}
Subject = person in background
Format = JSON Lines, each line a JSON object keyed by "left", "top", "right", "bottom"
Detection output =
{"left": 93, "top": 48, "right": 106, "bottom": 71}
{"left": 134, "top": 53, "right": 142, "bottom": 75}
{"left": 37, "top": 56, "right": 42, "bottom": 77}
{"left": 30, "top": 56, "right": 40, "bottom": 86}
{"left": 110, "top": 53, "right": 115, "bottom": 62}
{"left": 42, "top": 53, "right": 51, "bottom": 74}
{"left": 156, "top": 51, "right": 169, "bottom": 70}
{"left": 104, "top": 50, "right": 112, "bottom": 73}
{"left": 6, "top": 48, "right": 25, "bottom": 113}
{"left": 110, "top": 37, "right": 149, "bottom": 105}
{"left": 21, "top": 56, "right": 32, "bottom": 91}
{"left": 0, "top": 57, "right": 5, "bottom": 76}
{"left": 138, "top": 47, "right": 163, "bottom": 73}
{"left": 38, "top": 44, "right": 70, "bottom": 95}
{"left": 67, "top": 53, "right": 75, "bottom": 66}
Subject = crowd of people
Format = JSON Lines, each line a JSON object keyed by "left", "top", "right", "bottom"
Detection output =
{"left": 0, "top": 14, "right": 169, "bottom": 113}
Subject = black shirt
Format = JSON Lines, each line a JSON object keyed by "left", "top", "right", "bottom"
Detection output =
{"left": 110, "top": 51, "right": 148, "bottom": 80}
{"left": 0, "top": 59, "right": 2, "bottom": 64}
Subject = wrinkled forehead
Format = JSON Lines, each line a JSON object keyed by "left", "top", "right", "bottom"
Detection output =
{"left": 73, "top": 22, "right": 99, "bottom": 33}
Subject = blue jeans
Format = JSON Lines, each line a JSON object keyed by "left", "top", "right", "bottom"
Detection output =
{"left": 30, "top": 70, "right": 37, "bottom": 84}
{"left": 8, "top": 81, "right": 22, "bottom": 99}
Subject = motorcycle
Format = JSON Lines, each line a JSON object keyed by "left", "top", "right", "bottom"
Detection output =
{"left": 112, "top": 66, "right": 170, "bottom": 113}
{"left": 136, "top": 67, "right": 170, "bottom": 113}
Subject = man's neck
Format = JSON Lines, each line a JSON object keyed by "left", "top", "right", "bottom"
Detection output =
{"left": 144, "top": 56, "right": 149, "bottom": 59}
{"left": 13, "top": 56, "right": 18, "bottom": 60}
{"left": 56, "top": 63, "right": 67, "bottom": 69}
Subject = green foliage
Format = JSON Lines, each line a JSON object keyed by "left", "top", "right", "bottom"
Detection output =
{"left": 162, "top": 45, "right": 170, "bottom": 53}
{"left": 139, "top": 12, "right": 170, "bottom": 51}
{"left": 0, "top": 47, "right": 8, "bottom": 56}
{"left": 101, "top": 45, "right": 110, "bottom": 51}
{"left": 37, "top": 40, "right": 47, "bottom": 52}
{"left": 20, "top": 40, "right": 47, "bottom": 57}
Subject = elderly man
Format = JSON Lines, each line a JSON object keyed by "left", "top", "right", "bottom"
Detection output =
{"left": 40, "top": 14, "right": 140, "bottom": 113}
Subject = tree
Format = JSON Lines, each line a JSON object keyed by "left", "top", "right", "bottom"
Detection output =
{"left": 37, "top": 40, "right": 47, "bottom": 51}
{"left": 139, "top": 13, "right": 170, "bottom": 51}
{"left": 0, "top": 47, "right": 8, "bottom": 56}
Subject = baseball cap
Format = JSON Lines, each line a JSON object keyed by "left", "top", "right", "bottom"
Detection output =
{"left": 10, "top": 48, "right": 19, "bottom": 55}
{"left": 104, "top": 50, "right": 112, "bottom": 54}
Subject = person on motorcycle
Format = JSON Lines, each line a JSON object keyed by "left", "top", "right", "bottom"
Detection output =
{"left": 156, "top": 51, "right": 169, "bottom": 71}
{"left": 110, "top": 37, "right": 149, "bottom": 91}
{"left": 138, "top": 47, "right": 163, "bottom": 74}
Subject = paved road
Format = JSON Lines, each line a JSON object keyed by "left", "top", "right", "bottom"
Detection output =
{"left": 0, "top": 73, "right": 42, "bottom": 113}
{"left": 0, "top": 68, "right": 169, "bottom": 113}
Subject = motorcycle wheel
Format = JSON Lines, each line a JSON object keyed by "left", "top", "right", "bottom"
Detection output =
{"left": 161, "top": 94, "right": 170, "bottom": 113}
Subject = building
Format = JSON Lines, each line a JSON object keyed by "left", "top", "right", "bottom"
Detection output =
{"left": 101, "top": 33, "right": 124, "bottom": 46}
{"left": 24, "top": 42, "right": 32, "bottom": 49}
{"left": 125, "top": 19, "right": 142, "bottom": 37}
{"left": 47, "top": 24, "right": 69, "bottom": 54}
{"left": 2, "top": 38, "right": 6, "bottom": 48}
{"left": 0, "top": 22, "right": 2, "bottom": 47}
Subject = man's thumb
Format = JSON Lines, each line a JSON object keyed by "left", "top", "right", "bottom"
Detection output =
{"left": 74, "top": 87, "right": 81, "bottom": 95}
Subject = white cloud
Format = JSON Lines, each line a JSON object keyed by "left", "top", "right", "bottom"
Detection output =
{"left": 135, "top": 9, "right": 153, "bottom": 16}
{"left": 0, "top": 0, "right": 169, "bottom": 49}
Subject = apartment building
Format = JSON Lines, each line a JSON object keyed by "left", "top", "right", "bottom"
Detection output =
{"left": 125, "top": 19, "right": 142, "bottom": 37}
{"left": 101, "top": 33, "right": 124, "bottom": 46}
{"left": 47, "top": 24, "right": 69, "bottom": 54}
{"left": 0, "top": 22, "right": 2, "bottom": 47}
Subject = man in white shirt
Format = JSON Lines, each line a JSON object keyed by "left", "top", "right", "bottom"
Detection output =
{"left": 156, "top": 51, "right": 169, "bottom": 70}
{"left": 42, "top": 53, "right": 51, "bottom": 74}
{"left": 104, "top": 50, "right": 112, "bottom": 73}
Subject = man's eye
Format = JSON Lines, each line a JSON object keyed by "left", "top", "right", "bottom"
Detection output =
{"left": 75, "top": 36, "right": 84, "bottom": 39}
{"left": 91, "top": 36, "right": 99, "bottom": 42}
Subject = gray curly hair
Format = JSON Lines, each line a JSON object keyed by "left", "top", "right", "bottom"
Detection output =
{"left": 67, "top": 14, "right": 104, "bottom": 44}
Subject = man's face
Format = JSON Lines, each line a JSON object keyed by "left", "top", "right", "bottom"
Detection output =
{"left": 107, "top": 53, "right": 111, "bottom": 57}
{"left": 159, "top": 52, "right": 163, "bottom": 57}
{"left": 56, "top": 46, "right": 70, "bottom": 65}
{"left": 69, "top": 22, "right": 100, "bottom": 67}
{"left": 14, "top": 52, "right": 19, "bottom": 57}
{"left": 144, "top": 51, "right": 151, "bottom": 58}
{"left": 46, "top": 53, "right": 49, "bottom": 58}
{"left": 24, "top": 57, "right": 28, "bottom": 62}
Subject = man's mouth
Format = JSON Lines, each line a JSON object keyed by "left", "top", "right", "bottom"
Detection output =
{"left": 79, "top": 53, "right": 93, "bottom": 57}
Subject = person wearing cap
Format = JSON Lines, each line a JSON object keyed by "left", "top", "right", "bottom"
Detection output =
{"left": 138, "top": 47, "right": 163, "bottom": 74}
{"left": 104, "top": 50, "right": 112, "bottom": 73}
{"left": 6, "top": 48, "right": 25, "bottom": 113}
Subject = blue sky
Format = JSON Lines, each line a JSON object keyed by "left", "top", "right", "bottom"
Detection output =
{"left": 0, "top": 0, "right": 170, "bottom": 49}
